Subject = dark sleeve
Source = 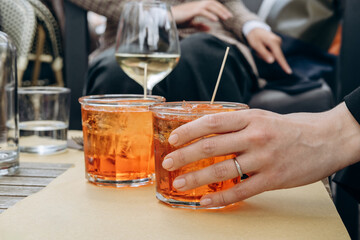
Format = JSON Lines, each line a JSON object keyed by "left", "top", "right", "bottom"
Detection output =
{"left": 333, "top": 163, "right": 360, "bottom": 203}
{"left": 333, "top": 86, "right": 360, "bottom": 203}
{"left": 344, "top": 86, "right": 360, "bottom": 124}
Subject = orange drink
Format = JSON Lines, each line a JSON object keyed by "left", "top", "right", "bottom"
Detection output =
{"left": 151, "top": 101, "right": 248, "bottom": 208}
{"left": 79, "top": 94, "right": 165, "bottom": 187}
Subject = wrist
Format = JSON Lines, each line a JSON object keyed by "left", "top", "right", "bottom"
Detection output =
{"left": 242, "top": 20, "right": 271, "bottom": 37}
{"left": 327, "top": 103, "right": 360, "bottom": 170}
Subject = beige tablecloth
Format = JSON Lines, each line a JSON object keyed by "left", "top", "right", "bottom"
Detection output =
{"left": 0, "top": 131, "right": 350, "bottom": 240}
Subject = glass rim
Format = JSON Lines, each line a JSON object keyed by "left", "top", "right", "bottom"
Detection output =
{"left": 79, "top": 94, "right": 165, "bottom": 107}
{"left": 18, "top": 86, "right": 70, "bottom": 94}
{"left": 150, "top": 101, "right": 249, "bottom": 116}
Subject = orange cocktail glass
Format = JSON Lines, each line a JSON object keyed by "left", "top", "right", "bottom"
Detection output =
{"left": 79, "top": 94, "right": 165, "bottom": 187}
{"left": 151, "top": 101, "right": 248, "bottom": 209}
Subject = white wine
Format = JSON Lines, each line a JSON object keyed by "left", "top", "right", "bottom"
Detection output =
{"left": 115, "top": 53, "right": 180, "bottom": 90}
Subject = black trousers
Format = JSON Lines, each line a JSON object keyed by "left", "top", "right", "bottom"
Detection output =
{"left": 84, "top": 33, "right": 258, "bottom": 103}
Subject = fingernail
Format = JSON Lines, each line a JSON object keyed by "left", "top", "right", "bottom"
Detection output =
{"left": 162, "top": 158, "right": 174, "bottom": 170}
{"left": 168, "top": 134, "right": 178, "bottom": 145}
{"left": 200, "top": 198, "right": 212, "bottom": 206}
{"left": 173, "top": 178, "right": 186, "bottom": 189}
{"left": 287, "top": 68, "right": 293, "bottom": 74}
{"left": 267, "top": 57, "right": 274, "bottom": 63}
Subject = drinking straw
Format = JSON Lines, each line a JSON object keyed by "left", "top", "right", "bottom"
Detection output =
{"left": 144, "top": 63, "right": 148, "bottom": 99}
{"left": 210, "top": 47, "right": 230, "bottom": 104}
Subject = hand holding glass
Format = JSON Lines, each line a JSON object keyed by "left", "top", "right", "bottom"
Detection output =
{"left": 151, "top": 102, "right": 249, "bottom": 209}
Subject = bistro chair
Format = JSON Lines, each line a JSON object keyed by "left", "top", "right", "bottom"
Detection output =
{"left": 0, "top": 0, "right": 63, "bottom": 86}
{"left": 0, "top": 0, "right": 36, "bottom": 85}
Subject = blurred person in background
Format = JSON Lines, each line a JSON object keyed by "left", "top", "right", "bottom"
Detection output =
{"left": 67, "top": 0, "right": 292, "bottom": 103}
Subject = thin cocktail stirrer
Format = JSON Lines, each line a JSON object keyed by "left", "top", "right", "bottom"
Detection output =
{"left": 210, "top": 46, "right": 230, "bottom": 104}
{"left": 144, "top": 63, "right": 148, "bottom": 99}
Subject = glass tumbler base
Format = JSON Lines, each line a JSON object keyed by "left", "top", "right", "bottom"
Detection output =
{"left": 156, "top": 192, "right": 225, "bottom": 210}
{"left": 20, "top": 144, "right": 67, "bottom": 155}
{"left": 0, "top": 151, "right": 19, "bottom": 175}
{"left": 86, "top": 173, "right": 153, "bottom": 188}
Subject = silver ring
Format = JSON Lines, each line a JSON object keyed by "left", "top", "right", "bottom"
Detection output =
{"left": 233, "top": 158, "right": 243, "bottom": 178}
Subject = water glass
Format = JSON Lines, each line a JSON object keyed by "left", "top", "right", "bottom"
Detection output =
{"left": 0, "top": 32, "right": 19, "bottom": 175}
{"left": 18, "top": 87, "right": 70, "bottom": 154}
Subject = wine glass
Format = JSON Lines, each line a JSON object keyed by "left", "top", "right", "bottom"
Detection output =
{"left": 115, "top": 1, "right": 181, "bottom": 96}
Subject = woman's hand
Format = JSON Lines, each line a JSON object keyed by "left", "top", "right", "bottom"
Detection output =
{"left": 162, "top": 103, "right": 360, "bottom": 208}
{"left": 247, "top": 28, "right": 292, "bottom": 74}
{"left": 171, "top": 0, "right": 232, "bottom": 31}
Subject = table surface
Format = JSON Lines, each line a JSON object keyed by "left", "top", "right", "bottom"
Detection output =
{"left": 0, "top": 131, "right": 350, "bottom": 240}
{"left": 0, "top": 162, "right": 72, "bottom": 214}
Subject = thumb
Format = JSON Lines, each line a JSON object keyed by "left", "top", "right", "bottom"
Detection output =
{"left": 199, "top": 174, "right": 268, "bottom": 207}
